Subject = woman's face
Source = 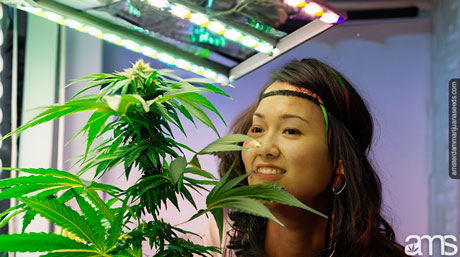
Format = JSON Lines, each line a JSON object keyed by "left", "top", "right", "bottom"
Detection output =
{"left": 242, "top": 81, "right": 333, "bottom": 208}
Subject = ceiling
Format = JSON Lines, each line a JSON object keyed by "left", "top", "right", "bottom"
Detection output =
{"left": 0, "top": 0, "right": 428, "bottom": 83}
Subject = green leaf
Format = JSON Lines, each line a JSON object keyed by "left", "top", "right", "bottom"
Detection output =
{"left": 40, "top": 251, "right": 107, "bottom": 257}
{"left": 202, "top": 82, "right": 231, "bottom": 98}
{"left": 176, "top": 102, "right": 195, "bottom": 127}
{"left": 22, "top": 209, "right": 37, "bottom": 233}
{"left": 169, "top": 156, "right": 187, "bottom": 185}
{"left": 85, "top": 190, "right": 114, "bottom": 223}
{"left": 0, "top": 233, "right": 90, "bottom": 252}
{"left": 0, "top": 184, "right": 68, "bottom": 200}
{"left": 219, "top": 184, "right": 328, "bottom": 219}
{"left": 189, "top": 155, "right": 201, "bottom": 169}
{"left": 216, "top": 173, "right": 251, "bottom": 196}
{"left": 98, "top": 78, "right": 131, "bottom": 97}
{"left": 106, "top": 197, "right": 129, "bottom": 247}
{"left": 1, "top": 98, "right": 105, "bottom": 140}
{"left": 0, "top": 175, "right": 81, "bottom": 189}
{"left": 210, "top": 208, "right": 223, "bottom": 244}
{"left": 184, "top": 167, "right": 216, "bottom": 179}
{"left": 176, "top": 98, "right": 220, "bottom": 137}
{"left": 84, "top": 111, "right": 112, "bottom": 160}
{"left": 198, "top": 134, "right": 253, "bottom": 155}
{"left": 20, "top": 197, "right": 98, "bottom": 247}
{"left": 176, "top": 93, "right": 227, "bottom": 127}
{"left": 1, "top": 167, "right": 79, "bottom": 181}
{"left": 103, "top": 94, "right": 149, "bottom": 114}
{"left": 210, "top": 198, "right": 282, "bottom": 226}
{"left": 74, "top": 194, "right": 106, "bottom": 250}
{"left": 70, "top": 79, "right": 116, "bottom": 100}
{"left": 84, "top": 181, "right": 122, "bottom": 195}
{"left": 0, "top": 209, "right": 25, "bottom": 229}
{"left": 183, "top": 177, "right": 218, "bottom": 186}
{"left": 0, "top": 203, "right": 25, "bottom": 220}
{"left": 206, "top": 161, "right": 235, "bottom": 203}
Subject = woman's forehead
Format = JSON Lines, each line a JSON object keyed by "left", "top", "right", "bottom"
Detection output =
{"left": 263, "top": 81, "right": 294, "bottom": 92}
{"left": 255, "top": 95, "right": 324, "bottom": 125}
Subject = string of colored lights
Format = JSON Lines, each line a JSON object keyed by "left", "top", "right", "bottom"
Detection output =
{"left": 15, "top": 3, "right": 230, "bottom": 85}
{"left": 284, "top": 0, "right": 345, "bottom": 24}
{"left": 145, "top": 0, "right": 276, "bottom": 53}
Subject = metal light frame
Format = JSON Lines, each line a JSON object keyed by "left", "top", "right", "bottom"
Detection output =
{"left": 1, "top": 0, "right": 347, "bottom": 84}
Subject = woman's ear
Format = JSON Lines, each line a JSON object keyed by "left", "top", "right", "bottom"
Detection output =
{"left": 332, "top": 160, "right": 346, "bottom": 193}
{"left": 336, "top": 160, "right": 345, "bottom": 176}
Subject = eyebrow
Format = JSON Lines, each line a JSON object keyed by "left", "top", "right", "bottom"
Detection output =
{"left": 253, "top": 112, "right": 310, "bottom": 125}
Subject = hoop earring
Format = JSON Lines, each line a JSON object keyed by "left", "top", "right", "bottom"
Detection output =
{"left": 332, "top": 179, "right": 347, "bottom": 195}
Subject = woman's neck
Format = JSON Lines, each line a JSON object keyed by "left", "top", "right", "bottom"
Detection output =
{"left": 264, "top": 204, "right": 330, "bottom": 257}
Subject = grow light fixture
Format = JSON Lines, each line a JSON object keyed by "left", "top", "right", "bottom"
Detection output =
{"left": 284, "top": 0, "right": 345, "bottom": 24}
{"left": 145, "top": 1, "right": 276, "bottom": 54}
{"left": 1, "top": 0, "right": 346, "bottom": 84}
{"left": 13, "top": 1, "right": 230, "bottom": 85}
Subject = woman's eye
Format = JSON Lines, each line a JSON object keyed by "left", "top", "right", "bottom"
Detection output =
{"left": 249, "top": 127, "right": 263, "bottom": 133}
{"left": 284, "top": 128, "right": 301, "bottom": 135}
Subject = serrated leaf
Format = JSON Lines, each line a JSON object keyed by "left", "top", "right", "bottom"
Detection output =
{"left": 84, "top": 111, "right": 112, "bottom": 160}
{"left": 20, "top": 197, "right": 98, "bottom": 248}
{"left": 1, "top": 98, "right": 105, "bottom": 141}
{"left": 198, "top": 134, "right": 253, "bottom": 155}
{"left": 0, "top": 184, "right": 68, "bottom": 200}
{"left": 106, "top": 197, "right": 128, "bottom": 247}
{"left": 219, "top": 184, "right": 328, "bottom": 219}
{"left": 84, "top": 181, "right": 121, "bottom": 195}
{"left": 210, "top": 198, "right": 282, "bottom": 226}
{"left": 74, "top": 194, "right": 106, "bottom": 250}
{"left": 202, "top": 82, "right": 231, "bottom": 97}
{"left": 1, "top": 167, "right": 79, "bottom": 181}
{"left": 206, "top": 161, "right": 235, "bottom": 203}
{"left": 22, "top": 209, "right": 37, "bottom": 233}
{"left": 0, "top": 175, "right": 81, "bottom": 189}
{"left": 70, "top": 79, "right": 116, "bottom": 100}
{"left": 85, "top": 191, "right": 114, "bottom": 223}
{"left": 176, "top": 98, "right": 219, "bottom": 137}
{"left": 40, "top": 251, "right": 106, "bottom": 257}
{"left": 0, "top": 233, "right": 90, "bottom": 252}
{"left": 176, "top": 93, "right": 226, "bottom": 126}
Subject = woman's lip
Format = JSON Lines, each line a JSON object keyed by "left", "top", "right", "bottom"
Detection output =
{"left": 256, "top": 164, "right": 285, "bottom": 170}
{"left": 250, "top": 173, "right": 284, "bottom": 179}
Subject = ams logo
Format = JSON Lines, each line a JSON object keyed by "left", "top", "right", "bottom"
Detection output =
{"left": 405, "top": 235, "right": 458, "bottom": 256}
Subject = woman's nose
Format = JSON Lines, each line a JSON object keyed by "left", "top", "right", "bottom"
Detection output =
{"left": 256, "top": 138, "right": 280, "bottom": 158}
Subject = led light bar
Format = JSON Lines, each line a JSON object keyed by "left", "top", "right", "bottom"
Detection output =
{"left": 16, "top": 2, "right": 230, "bottom": 85}
{"left": 144, "top": 1, "right": 276, "bottom": 54}
{"left": 284, "top": 0, "right": 345, "bottom": 24}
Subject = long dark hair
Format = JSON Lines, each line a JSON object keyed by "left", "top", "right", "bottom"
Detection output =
{"left": 218, "top": 59, "right": 407, "bottom": 257}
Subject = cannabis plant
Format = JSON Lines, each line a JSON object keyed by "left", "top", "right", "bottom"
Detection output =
{"left": 0, "top": 60, "right": 326, "bottom": 256}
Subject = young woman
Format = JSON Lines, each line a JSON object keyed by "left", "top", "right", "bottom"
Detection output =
{"left": 213, "top": 58, "right": 407, "bottom": 257}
